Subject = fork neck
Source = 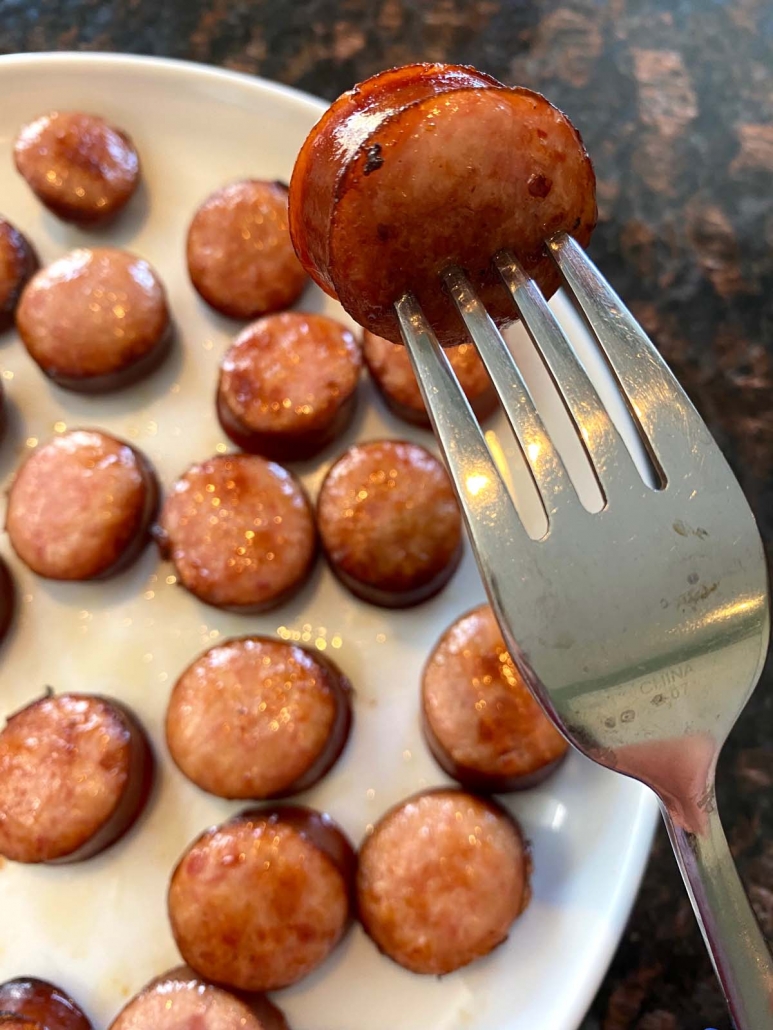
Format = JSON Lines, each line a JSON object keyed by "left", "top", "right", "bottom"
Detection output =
{"left": 660, "top": 790, "right": 773, "bottom": 1030}
{"left": 612, "top": 733, "right": 719, "bottom": 837}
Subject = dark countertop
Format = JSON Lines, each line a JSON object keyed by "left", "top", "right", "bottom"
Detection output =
{"left": 1, "top": 1, "right": 771, "bottom": 1027}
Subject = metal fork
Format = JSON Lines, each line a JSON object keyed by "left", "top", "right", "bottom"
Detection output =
{"left": 396, "top": 233, "right": 771, "bottom": 1030}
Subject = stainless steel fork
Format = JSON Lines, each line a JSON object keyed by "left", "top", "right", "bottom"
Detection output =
{"left": 396, "top": 233, "right": 771, "bottom": 1030}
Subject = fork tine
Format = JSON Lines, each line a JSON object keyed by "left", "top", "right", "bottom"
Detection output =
{"left": 495, "top": 249, "right": 645, "bottom": 499}
{"left": 394, "top": 291, "right": 534, "bottom": 560}
{"left": 548, "top": 233, "right": 712, "bottom": 477}
{"left": 442, "top": 265, "right": 581, "bottom": 519}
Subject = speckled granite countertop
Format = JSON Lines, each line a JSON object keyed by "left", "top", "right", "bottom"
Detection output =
{"left": 1, "top": 1, "right": 771, "bottom": 1027}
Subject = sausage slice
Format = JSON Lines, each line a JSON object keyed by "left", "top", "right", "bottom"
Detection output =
{"left": 290, "top": 63, "right": 502, "bottom": 295}
{"left": 14, "top": 112, "right": 140, "bottom": 225}
{"left": 187, "top": 180, "right": 307, "bottom": 319}
{"left": 168, "top": 807, "right": 355, "bottom": 991}
{"left": 0, "top": 692, "right": 154, "bottom": 864}
{"left": 166, "top": 636, "right": 352, "bottom": 799}
{"left": 217, "top": 312, "right": 361, "bottom": 460}
{"left": 289, "top": 63, "right": 596, "bottom": 345}
{"left": 0, "top": 1018, "right": 42, "bottom": 1030}
{"left": 6, "top": 430, "right": 158, "bottom": 581}
{"left": 422, "top": 604, "right": 568, "bottom": 791}
{"left": 108, "top": 968, "right": 288, "bottom": 1030}
{"left": 16, "top": 248, "right": 171, "bottom": 392}
{"left": 357, "top": 788, "right": 531, "bottom": 974}
{"left": 363, "top": 330, "right": 497, "bottom": 426}
{"left": 0, "top": 218, "right": 38, "bottom": 333}
{"left": 317, "top": 439, "right": 462, "bottom": 607}
{"left": 156, "top": 454, "right": 316, "bottom": 612}
{"left": 0, "top": 979, "right": 91, "bottom": 1030}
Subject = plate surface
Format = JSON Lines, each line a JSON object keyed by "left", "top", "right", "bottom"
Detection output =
{"left": 0, "top": 52, "right": 657, "bottom": 1030}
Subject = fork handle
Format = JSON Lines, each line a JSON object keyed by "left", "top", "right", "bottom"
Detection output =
{"left": 661, "top": 793, "right": 773, "bottom": 1028}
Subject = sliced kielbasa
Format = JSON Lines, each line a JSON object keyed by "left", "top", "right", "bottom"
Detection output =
{"left": 316, "top": 439, "right": 462, "bottom": 607}
{"left": 0, "top": 692, "right": 154, "bottom": 864}
{"left": 0, "top": 978, "right": 91, "bottom": 1030}
{"left": 363, "top": 330, "right": 497, "bottom": 427}
{"left": 357, "top": 788, "right": 531, "bottom": 974}
{"left": 289, "top": 63, "right": 596, "bottom": 346}
{"left": 422, "top": 604, "right": 568, "bottom": 792}
{"left": 16, "top": 248, "right": 171, "bottom": 392}
{"left": 6, "top": 430, "right": 158, "bottom": 581}
{"left": 108, "top": 968, "right": 289, "bottom": 1030}
{"left": 166, "top": 636, "right": 352, "bottom": 799}
{"left": 14, "top": 112, "right": 140, "bottom": 225}
{"left": 0, "top": 218, "right": 38, "bottom": 333}
{"left": 290, "top": 63, "right": 502, "bottom": 296}
{"left": 155, "top": 454, "right": 316, "bottom": 612}
{"left": 187, "top": 180, "right": 307, "bottom": 319}
{"left": 168, "top": 807, "right": 355, "bottom": 991}
{"left": 217, "top": 312, "right": 361, "bottom": 461}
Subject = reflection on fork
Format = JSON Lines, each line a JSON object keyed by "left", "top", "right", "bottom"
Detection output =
{"left": 396, "top": 233, "right": 772, "bottom": 1030}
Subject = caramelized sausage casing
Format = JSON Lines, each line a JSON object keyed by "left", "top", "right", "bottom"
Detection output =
{"left": 289, "top": 62, "right": 596, "bottom": 346}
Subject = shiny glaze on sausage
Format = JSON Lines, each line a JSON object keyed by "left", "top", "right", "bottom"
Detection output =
{"left": 290, "top": 63, "right": 596, "bottom": 346}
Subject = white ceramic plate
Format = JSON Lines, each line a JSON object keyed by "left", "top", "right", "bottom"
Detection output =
{"left": 0, "top": 52, "right": 658, "bottom": 1030}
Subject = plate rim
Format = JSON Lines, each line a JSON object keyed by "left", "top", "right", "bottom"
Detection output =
{"left": 0, "top": 48, "right": 660, "bottom": 1030}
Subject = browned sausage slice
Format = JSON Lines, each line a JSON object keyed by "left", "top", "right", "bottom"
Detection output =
{"left": 16, "top": 248, "right": 171, "bottom": 392}
{"left": 14, "top": 112, "right": 140, "bottom": 225}
{"left": 0, "top": 1018, "right": 43, "bottom": 1030}
{"left": 0, "top": 978, "right": 91, "bottom": 1030}
{"left": 217, "top": 312, "right": 362, "bottom": 460}
{"left": 6, "top": 430, "right": 158, "bottom": 581}
{"left": 289, "top": 63, "right": 596, "bottom": 345}
{"left": 168, "top": 807, "right": 355, "bottom": 991}
{"left": 108, "top": 968, "right": 289, "bottom": 1030}
{"left": 0, "top": 218, "right": 38, "bottom": 333}
{"left": 357, "top": 788, "right": 531, "bottom": 974}
{"left": 422, "top": 604, "right": 568, "bottom": 791}
{"left": 363, "top": 330, "right": 497, "bottom": 426}
{"left": 317, "top": 439, "right": 462, "bottom": 607}
{"left": 156, "top": 454, "right": 316, "bottom": 612}
{"left": 187, "top": 180, "right": 307, "bottom": 319}
{"left": 0, "top": 692, "right": 154, "bottom": 864}
{"left": 290, "top": 63, "right": 501, "bottom": 296}
{"left": 166, "top": 636, "right": 352, "bottom": 799}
